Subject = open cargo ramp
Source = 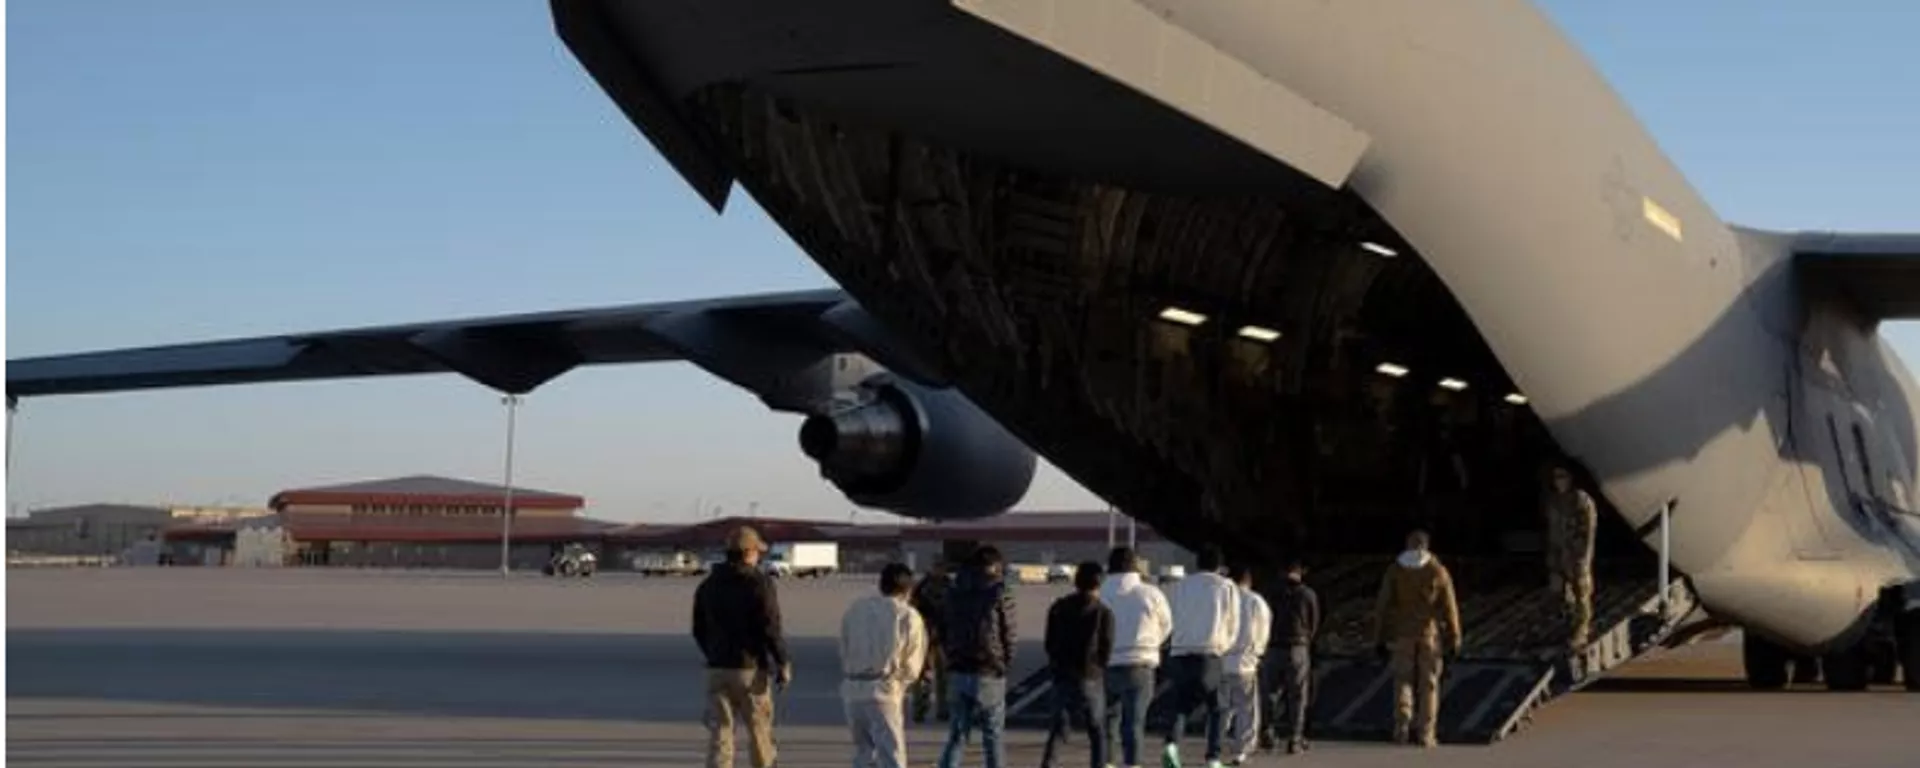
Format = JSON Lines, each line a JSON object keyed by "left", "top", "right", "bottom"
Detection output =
{"left": 1006, "top": 556, "right": 1698, "bottom": 744}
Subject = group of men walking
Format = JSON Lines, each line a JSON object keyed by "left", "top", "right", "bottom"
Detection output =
{"left": 691, "top": 463, "right": 1599, "bottom": 766}
{"left": 869, "top": 541, "right": 1321, "bottom": 768}
{"left": 689, "top": 525, "right": 1320, "bottom": 768}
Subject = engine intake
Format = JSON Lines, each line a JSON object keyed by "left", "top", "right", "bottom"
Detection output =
{"left": 798, "top": 374, "right": 1036, "bottom": 519}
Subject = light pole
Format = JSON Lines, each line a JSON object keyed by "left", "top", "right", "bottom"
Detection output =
{"left": 498, "top": 394, "right": 522, "bottom": 577}
{"left": 6, "top": 395, "right": 18, "bottom": 480}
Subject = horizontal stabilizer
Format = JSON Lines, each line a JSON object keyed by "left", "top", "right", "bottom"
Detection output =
{"left": 1794, "top": 232, "right": 1920, "bottom": 321}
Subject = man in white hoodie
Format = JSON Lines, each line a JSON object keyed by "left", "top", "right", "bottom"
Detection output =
{"left": 1161, "top": 545, "right": 1241, "bottom": 768}
{"left": 1099, "top": 546, "right": 1172, "bottom": 768}
{"left": 1220, "top": 564, "right": 1271, "bottom": 766}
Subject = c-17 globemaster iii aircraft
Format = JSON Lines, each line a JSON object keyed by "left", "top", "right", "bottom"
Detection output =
{"left": 8, "top": 0, "right": 1918, "bottom": 743}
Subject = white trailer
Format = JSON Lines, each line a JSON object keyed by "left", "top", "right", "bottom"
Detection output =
{"left": 630, "top": 551, "right": 704, "bottom": 576}
{"left": 764, "top": 542, "right": 839, "bottom": 578}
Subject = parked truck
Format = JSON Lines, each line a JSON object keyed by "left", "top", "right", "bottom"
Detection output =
{"left": 763, "top": 542, "right": 838, "bottom": 579}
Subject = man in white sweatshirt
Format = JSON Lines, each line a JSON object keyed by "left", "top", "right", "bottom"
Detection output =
{"left": 839, "top": 563, "right": 928, "bottom": 768}
{"left": 1099, "top": 546, "right": 1173, "bottom": 768}
{"left": 1161, "top": 545, "right": 1241, "bottom": 768}
{"left": 1220, "top": 564, "right": 1272, "bottom": 766}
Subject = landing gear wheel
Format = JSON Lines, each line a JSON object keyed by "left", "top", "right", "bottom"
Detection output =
{"left": 1899, "top": 610, "right": 1920, "bottom": 692}
{"left": 1866, "top": 635, "right": 1898, "bottom": 686}
{"left": 1790, "top": 654, "right": 1821, "bottom": 685}
{"left": 559, "top": 561, "right": 579, "bottom": 578}
{"left": 1822, "top": 645, "right": 1869, "bottom": 692}
{"left": 1743, "top": 632, "right": 1791, "bottom": 690}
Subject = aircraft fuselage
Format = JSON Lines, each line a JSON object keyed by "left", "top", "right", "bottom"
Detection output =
{"left": 558, "top": 0, "right": 1920, "bottom": 652}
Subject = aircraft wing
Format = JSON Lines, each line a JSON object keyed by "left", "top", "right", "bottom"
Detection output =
{"left": 1794, "top": 232, "right": 1920, "bottom": 320}
{"left": 6, "top": 288, "right": 944, "bottom": 412}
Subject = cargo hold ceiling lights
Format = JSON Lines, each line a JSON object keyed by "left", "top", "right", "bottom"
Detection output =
{"left": 1438, "top": 377, "right": 1469, "bottom": 391}
{"left": 1375, "top": 362, "right": 1410, "bottom": 378}
{"left": 1360, "top": 241, "right": 1399, "bottom": 257}
{"left": 1237, "top": 325, "right": 1281, "bottom": 342}
{"left": 1157, "top": 306, "right": 1208, "bottom": 326}
{"left": 1505, "top": 393, "right": 1529, "bottom": 405}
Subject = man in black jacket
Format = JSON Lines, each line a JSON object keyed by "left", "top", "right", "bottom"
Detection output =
{"left": 692, "top": 526, "right": 790, "bottom": 768}
{"left": 1041, "top": 561, "right": 1115, "bottom": 768}
{"left": 936, "top": 545, "right": 1017, "bottom": 768}
{"left": 910, "top": 559, "right": 953, "bottom": 722}
{"left": 1262, "top": 558, "right": 1320, "bottom": 755}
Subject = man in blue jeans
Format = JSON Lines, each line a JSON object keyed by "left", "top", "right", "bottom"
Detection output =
{"left": 938, "top": 545, "right": 1017, "bottom": 768}
{"left": 1162, "top": 545, "right": 1241, "bottom": 768}
{"left": 1040, "top": 561, "right": 1115, "bottom": 768}
{"left": 1099, "top": 546, "right": 1172, "bottom": 768}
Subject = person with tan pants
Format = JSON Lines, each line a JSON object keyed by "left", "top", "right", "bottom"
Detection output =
{"left": 1371, "top": 530, "right": 1462, "bottom": 748}
{"left": 693, "top": 526, "right": 791, "bottom": 768}
{"left": 1543, "top": 464, "right": 1598, "bottom": 649}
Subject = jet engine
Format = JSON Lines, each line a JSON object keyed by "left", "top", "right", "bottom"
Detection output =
{"left": 798, "top": 373, "right": 1037, "bottom": 519}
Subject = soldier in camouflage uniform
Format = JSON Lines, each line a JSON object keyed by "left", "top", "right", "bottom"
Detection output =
{"left": 1543, "top": 465, "right": 1598, "bottom": 649}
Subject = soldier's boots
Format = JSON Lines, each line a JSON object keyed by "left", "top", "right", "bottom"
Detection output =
{"left": 1393, "top": 729, "right": 1438, "bottom": 749}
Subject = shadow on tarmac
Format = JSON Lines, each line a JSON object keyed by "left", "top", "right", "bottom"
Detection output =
{"left": 7, "top": 628, "right": 835, "bottom": 725}
{"left": 6, "top": 628, "right": 1048, "bottom": 726}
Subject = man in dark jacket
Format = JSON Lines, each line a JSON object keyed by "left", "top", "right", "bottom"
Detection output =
{"left": 910, "top": 559, "right": 953, "bottom": 722}
{"left": 1263, "top": 557, "right": 1320, "bottom": 755}
{"left": 937, "top": 545, "right": 1017, "bottom": 768}
{"left": 1041, "top": 561, "right": 1115, "bottom": 768}
{"left": 692, "top": 526, "right": 790, "bottom": 768}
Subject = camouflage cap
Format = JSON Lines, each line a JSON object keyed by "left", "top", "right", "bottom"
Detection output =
{"left": 725, "top": 525, "right": 767, "bottom": 553}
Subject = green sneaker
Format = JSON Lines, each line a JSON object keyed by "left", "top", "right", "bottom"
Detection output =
{"left": 1161, "top": 743, "right": 1181, "bottom": 768}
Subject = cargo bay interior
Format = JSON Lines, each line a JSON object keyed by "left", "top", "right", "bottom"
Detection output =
{"left": 684, "top": 83, "right": 1664, "bottom": 661}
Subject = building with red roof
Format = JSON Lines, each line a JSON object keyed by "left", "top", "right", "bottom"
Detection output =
{"left": 147, "top": 478, "right": 1192, "bottom": 574}
{"left": 166, "top": 475, "right": 610, "bottom": 570}
{"left": 270, "top": 475, "right": 586, "bottom": 517}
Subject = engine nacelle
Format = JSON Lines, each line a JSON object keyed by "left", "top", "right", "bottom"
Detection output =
{"left": 798, "top": 373, "right": 1037, "bottom": 519}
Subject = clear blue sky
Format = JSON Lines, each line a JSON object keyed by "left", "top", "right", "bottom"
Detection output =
{"left": 6, "top": 1, "right": 1916, "bottom": 521}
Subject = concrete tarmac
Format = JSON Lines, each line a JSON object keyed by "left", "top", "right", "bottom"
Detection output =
{"left": 9, "top": 567, "right": 1918, "bottom": 767}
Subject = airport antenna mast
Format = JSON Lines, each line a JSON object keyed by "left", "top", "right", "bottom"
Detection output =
{"left": 497, "top": 394, "right": 523, "bottom": 577}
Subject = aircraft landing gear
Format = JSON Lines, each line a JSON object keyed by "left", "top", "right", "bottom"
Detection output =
{"left": 1743, "top": 633, "right": 1791, "bottom": 690}
{"left": 1899, "top": 609, "right": 1920, "bottom": 692}
{"left": 1744, "top": 633, "right": 1845, "bottom": 689}
{"left": 1821, "top": 644, "right": 1869, "bottom": 691}
{"left": 1790, "top": 653, "right": 1820, "bottom": 685}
